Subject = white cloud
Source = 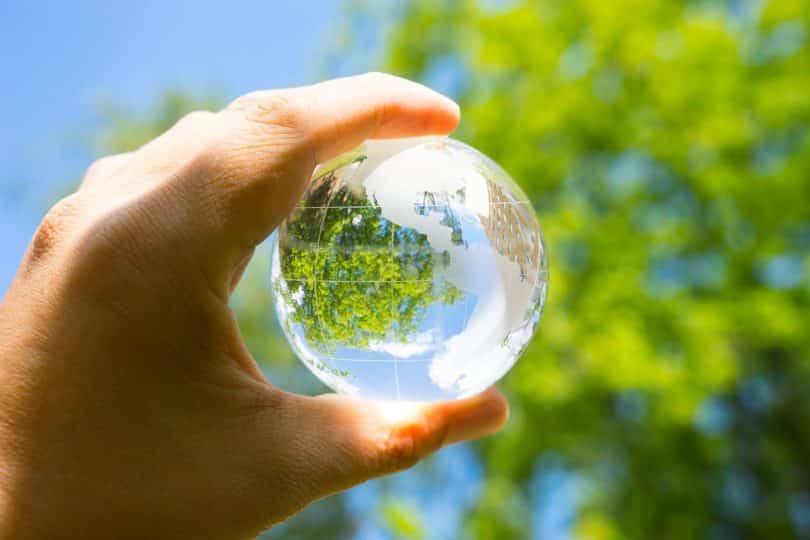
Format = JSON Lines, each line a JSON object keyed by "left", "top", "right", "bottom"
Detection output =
{"left": 368, "top": 330, "right": 441, "bottom": 359}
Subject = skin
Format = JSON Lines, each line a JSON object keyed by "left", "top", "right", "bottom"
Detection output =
{"left": 0, "top": 73, "right": 508, "bottom": 539}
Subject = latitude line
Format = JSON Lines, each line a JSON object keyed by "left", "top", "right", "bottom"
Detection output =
{"left": 282, "top": 277, "right": 434, "bottom": 284}
{"left": 295, "top": 200, "right": 534, "bottom": 210}
{"left": 327, "top": 357, "right": 433, "bottom": 363}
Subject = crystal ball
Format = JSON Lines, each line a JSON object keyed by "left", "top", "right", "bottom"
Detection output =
{"left": 271, "top": 136, "right": 548, "bottom": 401}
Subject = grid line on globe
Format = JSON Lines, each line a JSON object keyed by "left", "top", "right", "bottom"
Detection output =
{"left": 310, "top": 165, "right": 338, "bottom": 360}
{"left": 271, "top": 137, "right": 548, "bottom": 401}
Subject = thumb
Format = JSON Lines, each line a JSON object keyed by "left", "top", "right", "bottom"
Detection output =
{"left": 273, "top": 389, "right": 509, "bottom": 502}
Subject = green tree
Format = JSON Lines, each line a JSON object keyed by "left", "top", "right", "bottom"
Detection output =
{"left": 341, "top": 0, "right": 810, "bottom": 538}
{"left": 80, "top": 1, "right": 810, "bottom": 534}
{"left": 275, "top": 149, "right": 462, "bottom": 354}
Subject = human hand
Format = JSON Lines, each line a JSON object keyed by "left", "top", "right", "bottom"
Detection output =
{"left": 0, "top": 73, "right": 508, "bottom": 540}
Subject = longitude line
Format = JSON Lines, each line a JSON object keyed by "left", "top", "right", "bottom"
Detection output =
{"left": 311, "top": 176, "right": 358, "bottom": 361}
{"left": 312, "top": 202, "right": 333, "bottom": 359}
{"left": 391, "top": 218, "right": 401, "bottom": 400}
{"left": 311, "top": 162, "right": 364, "bottom": 366}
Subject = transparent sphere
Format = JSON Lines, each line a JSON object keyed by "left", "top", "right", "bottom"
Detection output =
{"left": 271, "top": 137, "right": 548, "bottom": 401}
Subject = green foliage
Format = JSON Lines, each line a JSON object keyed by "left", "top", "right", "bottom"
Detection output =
{"left": 372, "top": 0, "right": 810, "bottom": 538}
{"left": 276, "top": 158, "right": 462, "bottom": 352}
{"left": 381, "top": 497, "right": 427, "bottom": 539}
{"left": 86, "top": 2, "right": 810, "bottom": 534}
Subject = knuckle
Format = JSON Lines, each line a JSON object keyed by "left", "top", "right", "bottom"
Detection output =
{"left": 229, "top": 90, "right": 306, "bottom": 133}
{"left": 48, "top": 193, "right": 83, "bottom": 222}
{"left": 80, "top": 152, "right": 130, "bottom": 188}
{"left": 24, "top": 189, "right": 179, "bottom": 298}
{"left": 363, "top": 71, "right": 394, "bottom": 85}
{"left": 373, "top": 419, "right": 440, "bottom": 475}
{"left": 85, "top": 155, "right": 116, "bottom": 178}
{"left": 374, "top": 98, "right": 395, "bottom": 129}
{"left": 377, "top": 432, "right": 421, "bottom": 474}
{"left": 82, "top": 153, "right": 131, "bottom": 188}
{"left": 176, "top": 109, "right": 216, "bottom": 129}
{"left": 28, "top": 194, "right": 84, "bottom": 262}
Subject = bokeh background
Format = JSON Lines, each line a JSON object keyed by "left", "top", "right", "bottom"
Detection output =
{"left": 2, "top": 0, "right": 809, "bottom": 538}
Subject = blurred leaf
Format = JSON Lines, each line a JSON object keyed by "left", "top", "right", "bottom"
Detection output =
{"left": 381, "top": 497, "right": 426, "bottom": 540}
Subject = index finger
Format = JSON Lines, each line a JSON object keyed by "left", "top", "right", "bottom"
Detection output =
{"left": 186, "top": 73, "right": 461, "bottom": 282}
{"left": 227, "top": 72, "right": 461, "bottom": 163}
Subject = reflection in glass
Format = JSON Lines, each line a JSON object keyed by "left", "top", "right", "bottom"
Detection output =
{"left": 272, "top": 137, "right": 548, "bottom": 401}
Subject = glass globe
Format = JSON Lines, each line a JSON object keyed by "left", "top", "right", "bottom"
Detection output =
{"left": 271, "top": 136, "right": 548, "bottom": 401}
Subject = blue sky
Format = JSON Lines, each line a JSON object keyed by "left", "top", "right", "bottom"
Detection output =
{"left": 0, "top": 0, "right": 342, "bottom": 293}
